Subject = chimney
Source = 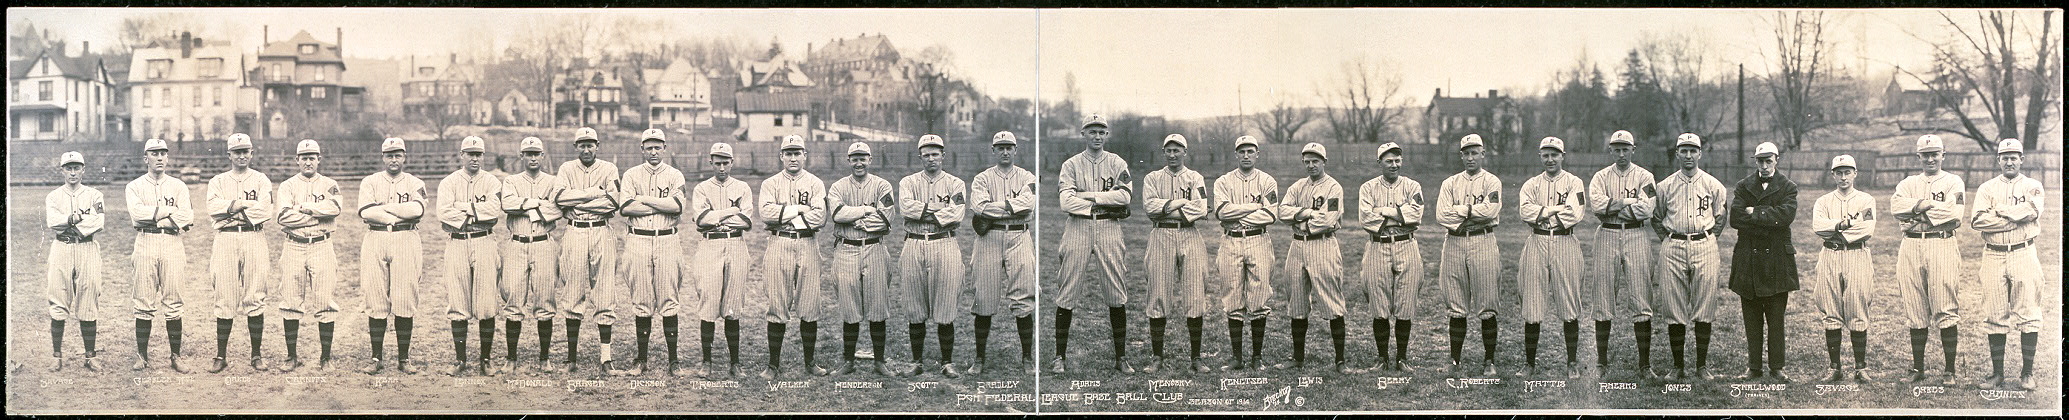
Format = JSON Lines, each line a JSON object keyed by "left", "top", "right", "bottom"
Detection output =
{"left": 335, "top": 27, "right": 343, "bottom": 53}
{"left": 450, "top": 53, "right": 458, "bottom": 65}
{"left": 180, "top": 31, "right": 193, "bottom": 58}
{"left": 80, "top": 41, "right": 88, "bottom": 57}
{"left": 1434, "top": 88, "right": 1442, "bottom": 98}
{"left": 807, "top": 43, "right": 813, "bottom": 59}
{"left": 1487, "top": 89, "right": 1498, "bottom": 98}
{"left": 262, "top": 25, "right": 268, "bottom": 45}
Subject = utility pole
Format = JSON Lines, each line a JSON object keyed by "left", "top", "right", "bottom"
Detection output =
{"left": 1736, "top": 63, "right": 1745, "bottom": 163}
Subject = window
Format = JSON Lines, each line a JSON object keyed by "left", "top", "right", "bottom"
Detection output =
{"left": 160, "top": 87, "right": 171, "bottom": 108}
{"left": 198, "top": 58, "right": 223, "bottom": 78}
{"left": 418, "top": 66, "right": 435, "bottom": 76}
{"left": 191, "top": 87, "right": 201, "bottom": 108}
{"left": 216, "top": 117, "right": 229, "bottom": 136}
{"left": 212, "top": 86, "right": 223, "bottom": 106}
{"left": 141, "top": 87, "right": 152, "bottom": 108}
{"left": 774, "top": 114, "right": 784, "bottom": 126}
{"left": 147, "top": 59, "right": 171, "bottom": 79}
{"left": 39, "top": 113, "right": 54, "bottom": 132}
{"left": 73, "top": 111, "right": 80, "bottom": 133}
{"left": 417, "top": 83, "right": 435, "bottom": 97}
{"left": 94, "top": 85, "right": 101, "bottom": 106}
{"left": 270, "top": 64, "right": 283, "bottom": 81}
{"left": 299, "top": 44, "right": 316, "bottom": 55}
{"left": 314, "top": 70, "right": 325, "bottom": 82}
{"left": 39, "top": 81, "right": 52, "bottom": 101}
{"left": 312, "top": 87, "right": 327, "bottom": 99}
{"left": 9, "top": 81, "right": 16, "bottom": 102}
{"left": 137, "top": 118, "right": 150, "bottom": 138}
{"left": 201, "top": 115, "right": 213, "bottom": 135}
{"left": 652, "top": 107, "right": 663, "bottom": 119}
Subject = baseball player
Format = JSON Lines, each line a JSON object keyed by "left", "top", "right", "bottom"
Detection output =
{"left": 690, "top": 142, "right": 755, "bottom": 378}
{"left": 621, "top": 128, "right": 688, "bottom": 377}
{"left": 760, "top": 135, "right": 829, "bottom": 379}
{"left": 1727, "top": 141, "right": 1802, "bottom": 383}
{"left": 1435, "top": 134, "right": 1503, "bottom": 377}
{"left": 1890, "top": 134, "right": 1967, "bottom": 385}
{"left": 1651, "top": 133, "right": 1728, "bottom": 381}
{"left": 128, "top": 138, "right": 194, "bottom": 373}
{"left": 1585, "top": 130, "right": 1657, "bottom": 378}
{"left": 1971, "top": 138, "right": 2043, "bottom": 391}
{"left": 436, "top": 135, "right": 505, "bottom": 377}
{"left": 826, "top": 141, "right": 897, "bottom": 376}
{"left": 47, "top": 151, "right": 106, "bottom": 372}
{"left": 900, "top": 134, "right": 968, "bottom": 378}
{"left": 552, "top": 127, "right": 625, "bottom": 374}
{"left": 1277, "top": 142, "right": 1349, "bottom": 373}
{"left": 1140, "top": 133, "right": 1211, "bottom": 373}
{"left": 204, "top": 132, "right": 275, "bottom": 373}
{"left": 1053, "top": 114, "right": 1135, "bottom": 374}
{"left": 500, "top": 137, "right": 565, "bottom": 374}
{"left": 1517, "top": 136, "right": 1587, "bottom": 378}
{"left": 969, "top": 131, "right": 1039, "bottom": 375}
{"left": 274, "top": 139, "right": 344, "bottom": 372}
{"left": 1810, "top": 154, "right": 1876, "bottom": 383}
{"left": 1357, "top": 142, "right": 1423, "bottom": 374}
{"left": 1213, "top": 135, "right": 1277, "bottom": 371}
{"left": 356, "top": 137, "right": 428, "bottom": 375}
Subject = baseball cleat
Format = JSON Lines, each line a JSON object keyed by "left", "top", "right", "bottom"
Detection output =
{"left": 810, "top": 364, "right": 833, "bottom": 376}
{"left": 360, "top": 359, "right": 385, "bottom": 375}
{"left": 873, "top": 361, "right": 893, "bottom": 377}
{"left": 1823, "top": 368, "right": 1846, "bottom": 383}
{"left": 129, "top": 357, "right": 145, "bottom": 372}
{"left": 1481, "top": 362, "right": 1497, "bottom": 377}
{"left": 442, "top": 361, "right": 468, "bottom": 377}
{"left": 207, "top": 357, "right": 229, "bottom": 373}
{"left": 251, "top": 357, "right": 269, "bottom": 372}
{"left": 941, "top": 363, "right": 962, "bottom": 379}
{"left": 278, "top": 357, "right": 303, "bottom": 373}
{"left": 1048, "top": 357, "right": 1068, "bottom": 374}
{"left": 396, "top": 360, "right": 420, "bottom": 375}
{"left": 1979, "top": 374, "right": 2002, "bottom": 390}
{"left": 1769, "top": 369, "right": 1791, "bottom": 383}
{"left": 82, "top": 356, "right": 104, "bottom": 372}
{"left": 965, "top": 361, "right": 985, "bottom": 376}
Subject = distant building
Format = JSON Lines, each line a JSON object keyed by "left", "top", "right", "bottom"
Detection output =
{"left": 555, "top": 63, "right": 627, "bottom": 127}
{"left": 804, "top": 34, "right": 911, "bottom": 130}
{"left": 252, "top": 29, "right": 365, "bottom": 140}
{"left": 737, "top": 50, "right": 814, "bottom": 93}
{"left": 1883, "top": 75, "right": 1966, "bottom": 117}
{"left": 400, "top": 53, "right": 478, "bottom": 126}
{"left": 9, "top": 45, "right": 114, "bottom": 142}
{"left": 473, "top": 61, "right": 547, "bottom": 127}
{"left": 646, "top": 58, "right": 714, "bottom": 129}
{"left": 1422, "top": 88, "right": 1522, "bottom": 152}
{"left": 736, "top": 91, "right": 825, "bottom": 142}
{"left": 346, "top": 57, "right": 403, "bottom": 116}
{"left": 127, "top": 33, "right": 255, "bottom": 143}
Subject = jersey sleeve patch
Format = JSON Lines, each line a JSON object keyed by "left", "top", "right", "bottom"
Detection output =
{"left": 1327, "top": 198, "right": 1340, "bottom": 211}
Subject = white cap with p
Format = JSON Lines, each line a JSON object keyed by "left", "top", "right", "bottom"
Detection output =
{"left": 1300, "top": 142, "right": 1328, "bottom": 160}
{"left": 296, "top": 139, "right": 322, "bottom": 155}
{"left": 918, "top": 134, "right": 945, "bottom": 149}
{"left": 520, "top": 137, "right": 545, "bottom": 153}
{"left": 227, "top": 133, "right": 254, "bottom": 151}
{"left": 460, "top": 136, "right": 486, "bottom": 153}
{"left": 59, "top": 151, "right": 84, "bottom": 167}
{"left": 381, "top": 137, "right": 407, "bottom": 153}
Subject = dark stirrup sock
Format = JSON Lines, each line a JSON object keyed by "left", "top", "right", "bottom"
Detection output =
{"left": 1825, "top": 329, "right": 1844, "bottom": 369}
{"left": 1373, "top": 318, "right": 1391, "bottom": 361}
{"left": 368, "top": 318, "right": 387, "bottom": 361}
{"left": 1186, "top": 317, "right": 1204, "bottom": 360}
{"left": 1480, "top": 317, "right": 1498, "bottom": 363}
{"left": 1447, "top": 317, "right": 1467, "bottom": 363}
{"left": 973, "top": 315, "right": 993, "bottom": 361}
{"left": 1053, "top": 308, "right": 1074, "bottom": 358}
{"left": 842, "top": 323, "right": 860, "bottom": 363}
{"left": 1523, "top": 322, "right": 1540, "bottom": 367}
{"left": 1227, "top": 319, "right": 1245, "bottom": 363}
{"left": 908, "top": 323, "right": 927, "bottom": 363}
{"left": 1329, "top": 317, "right": 1346, "bottom": 365}
{"left": 1394, "top": 320, "right": 1411, "bottom": 361}
{"left": 1148, "top": 317, "right": 1167, "bottom": 358}
{"left": 1108, "top": 307, "right": 1128, "bottom": 360}
{"left": 1594, "top": 320, "right": 1612, "bottom": 366}
{"left": 1016, "top": 316, "right": 1035, "bottom": 361}
{"left": 937, "top": 323, "right": 955, "bottom": 364}
{"left": 1669, "top": 324, "right": 1687, "bottom": 370}
{"left": 1939, "top": 326, "right": 1959, "bottom": 373}
{"left": 394, "top": 317, "right": 414, "bottom": 362}
{"left": 1562, "top": 321, "right": 1579, "bottom": 364}
{"left": 2019, "top": 332, "right": 2038, "bottom": 377}
{"left": 1694, "top": 322, "right": 1712, "bottom": 369}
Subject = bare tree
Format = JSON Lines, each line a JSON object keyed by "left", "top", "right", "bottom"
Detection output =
{"left": 1759, "top": 11, "right": 1836, "bottom": 150}
{"left": 117, "top": 13, "right": 199, "bottom": 51}
{"left": 1250, "top": 95, "right": 1314, "bottom": 144}
{"left": 1192, "top": 114, "right": 1248, "bottom": 146}
{"left": 1636, "top": 31, "right": 1730, "bottom": 137}
{"left": 1319, "top": 55, "right": 1407, "bottom": 143}
{"left": 507, "top": 15, "right": 609, "bottom": 128}
{"left": 1897, "top": 10, "right": 2060, "bottom": 151}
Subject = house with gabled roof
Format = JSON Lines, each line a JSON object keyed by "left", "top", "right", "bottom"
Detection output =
{"left": 9, "top": 45, "right": 115, "bottom": 142}
{"left": 647, "top": 58, "right": 714, "bottom": 129}
{"left": 128, "top": 32, "right": 256, "bottom": 143}
{"left": 1422, "top": 88, "right": 1522, "bottom": 152}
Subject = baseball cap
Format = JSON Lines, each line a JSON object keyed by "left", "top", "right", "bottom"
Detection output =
{"left": 460, "top": 136, "right": 486, "bottom": 153}
{"left": 1997, "top": 138, "right": 2023, "bottom": 154}
{"left": 1609, "top": 130, "right": 1635, "bottom": 146}
{"left": 574, "top": 127, "right": 599, "bottom": 142}
{"left": 918, "top": 134, "right": 945, "bottom": 150}
{"left": 1915, "top": 135, "right": 1943, "bottom": 153}
{"left": 1234, "top": 135, "right": 1260, "bottom": 149}
{"left": 59, "top": 151, "right": 84, "bottom": 167}
{"left": 781, "top": 135, "right": 806, "bottom": 151}
{"left": 1376, "top": 142, "right": 1402, "bottom": 158}
{"left": 1829, "top": 154, "right": 1856, "bottom": 171}
{"left": 381, "top": 137, "right": 407, "bottom": 153}
{"left": 144, "top": 138, "right": 169, "bottom": 152}
{"left": 520, "top": 137, "right": 545, "bottom": 153}
{"left": 1162, "top": 134, "right": 1187, "bottom": 148}
{"left": 226, "top": 133, "right": 253, "bottom": 151}
{"left": 709, "top": 142, "right": 734, "bottom": 158}
{"left": 993, "top": 131, "right": 1018, "bottom": 146}
{"left": 1539, "top": 136, "right": 1565, "bottom": 153}
{"left": 1081, "top": 114, "right": 1108, "bottom": 129}
{"left": 1459, "top": 134, "right": 1484, "bottom": 151}
{"left": 1675, "top": 133, "right": 1703, "bottom": 149}
{"left": 1754, "top": 142, "right": 1780, "bottom": 158}
{"left": 296, "top": 139, "right": 322, "bottom": 155}
{"left": 642, "top": 128, "right": 667, "bottom": 143}
{"left": 847, "top": 141, "right": 873, "bottom": 156}
{"left": 1300, "top": 142, "right": 1328, "bottom": 160}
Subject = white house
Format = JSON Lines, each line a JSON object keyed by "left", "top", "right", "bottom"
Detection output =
{"left": 647, "top": 58, "right": 713, "bottom": 129}
{"left": 9, "top": 47, "right": 114, "bottom": 142}
{"left": 127, "top": 33, "right": 256, "bottom": 143}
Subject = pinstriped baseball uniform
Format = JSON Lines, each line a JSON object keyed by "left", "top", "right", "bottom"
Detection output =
{"left": 971, "top": 165, "right": 1038, "bottom": 318}
{"left": 828, "top": 173, "right": 896, "bottom": 323}
{"left": 622, "top": 162, "right": 688, "bottom": 319}
{"left": 1518, "top": 170, "right": 1586, "bottom": 324}
{"left": 276, "top": 173, "right": 343, "bottom": 323}
{"left": 555, "top": 159, "right": 622, "bottom": 325}
{"left": 500, "top": 171, "right": 565, "bottom": 321}
{"left": 1810, "top": 188, "right": 1875, "bottom": 332}
{"left": 437, "top": 169, "right": 505, "bottom": 321}
{"left": 899, "top": 170, "right": 967, "bottom": 325}
{"left": 1586, "top": 164, "right": 1656, "bottom": 322}
{"left": 1651, "top": 168, "right": 1727, "bottom": 326}
{"left": 128, "top": 174, "right": 195, "bottom": 320}
{"left": 690, "top": 176, "right": 754, "bottom": 322}
{"left": 1435, "top": 170, "right": 1502, "bottom": 320}
{"left": 206, "top": 170, "right": 274, "bottom": 320}
{"left": 1142, "top": 166, "right": 1210, "bottom": 320}
{"left": 1281, "top": 174, "right": 1347, "bottom": 320}
{"left": 1213, "top": 168, "right": 1277, "bottom": 321}
{"left": 1357, "top": 174, "right": 1424, "bottom": 320}
{"left": 356, "top": 171, "right": 427, "bottom": 319}
{"left": 759, "top": 170, "right": 827, "bottom": 324}
{"left": 1055, "top": 150, "right": 1132, "bottom": 310}
{"left": 1971, "top": 173, "right": 2043, "bottom": 335}
{"left": 1890, "top": 171, "right": 1965, "bottom": 330}
{"left": 48, "top": 184, "right": 107, "bottom": 322}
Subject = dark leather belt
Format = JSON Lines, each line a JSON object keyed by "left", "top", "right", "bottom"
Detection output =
{"left": 1533, "top": 227, "right": 1574, "bottom": 236}
{"left": 450, "top": 230, "right": 492, "bottom": 240}
{"left": 137, "top": 227, "right": 181, "bottom": 235}
{"left": 1668, "top": 232, "right": 1709, "bottom": 241}
{"left": 571, "top": 220, "right": 610, "bottom": 228}
{"left": 1986, "top": 241, "right": 2030, "bottom": 252}
{"left": 632, "top": 228, "right": 677, "bottom": 237}
{"left": 1600, "top": 221, "right": 1645, "bottom": 230}
{"left": 839, "top": 237, "right": 881, "bottom": 247}
{"left": 703, "top": 230, "right": 742, "bottom": 240}
{"left": 907, "top": 231, "right": 955, "bottom": 241}
{"left": 1823, "top": 241, "right": 1865, "bottom": 251}
{"left": 996, "top": 224, "right": 1029, "bottom": 231}
{"left": 773, "top": 230, "right": 816, "bottom": 239}
{"left": 1155, "top": 221, "right": 1195, "bottom": 229}
{"left": 1225, "top": 228, "right": 1266, "bottom": 238}
{"left": 1293, "top": 232, "right": 1333, "bottom": 241}
{"left": 287, "top": 234, "right": 329, "bottom": 244}
{"left": 1448, "top": 226, "right": 1494, "bottom": 237}
{"left": 1905, "top": 231, "right": 1954, "bottom": 239}
{"left": 56, "top": 234, "right": 95, "bottom": 244}
{"left": 218, "top": 225, "right": 260, "bottom": 233}
{"left": 1370, "top": 233, "right": 1413, "bottom": 244}
{"left": 1073, "top": 213, "right": 1123, "bottom": 221}
{"left": 368, "top": 223, "right": 415, "bottom": 232}
{"left": 513, "top": 234, "right": 551, "bottom": 243}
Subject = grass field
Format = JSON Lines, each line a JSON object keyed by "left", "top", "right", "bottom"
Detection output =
{"left": 1034, "top": 166, "right": 2061, "bottom": 413}
{"left": 5, "top": 173, "right": 1036, "bottom": 414}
